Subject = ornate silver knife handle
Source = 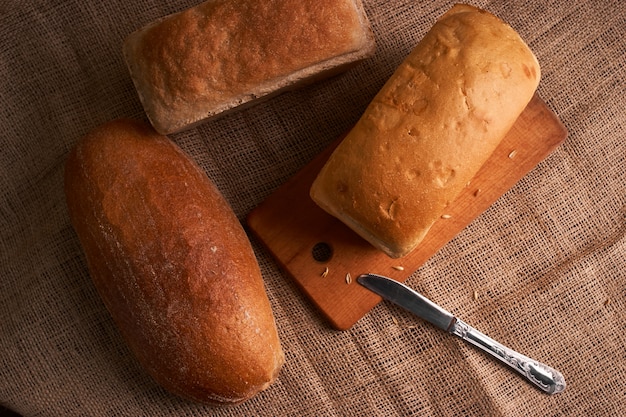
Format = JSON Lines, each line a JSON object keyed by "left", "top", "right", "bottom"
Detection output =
{"left": 449, "top": 318, "right": 566, "bottom": 394}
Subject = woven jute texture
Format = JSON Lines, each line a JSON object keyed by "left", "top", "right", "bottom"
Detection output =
{"left": 1, "top": 0, "right": 625, "bottom": 416}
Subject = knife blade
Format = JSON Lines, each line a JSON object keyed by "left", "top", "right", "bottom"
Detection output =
{"left": 358, "top": 273, "right": 566, "bottom": 394}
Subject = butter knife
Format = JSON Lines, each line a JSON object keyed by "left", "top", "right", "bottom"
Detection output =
{"left": 357, "top": 273, "right": 566, "bottom": 394}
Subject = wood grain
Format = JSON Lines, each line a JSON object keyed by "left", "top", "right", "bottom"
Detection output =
{"left": 247, "top": 94, "right": 567, "bottom": 330}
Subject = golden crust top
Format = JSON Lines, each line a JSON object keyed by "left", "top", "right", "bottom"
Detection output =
{"left": 311, "top": 4, "right": 541, "bottom": 258}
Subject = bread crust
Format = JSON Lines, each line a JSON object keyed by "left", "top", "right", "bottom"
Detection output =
{"left": 64, "top": 119, "right": 284, "bottom": 404}
{"left": 123, "top": 0, "right": 375, "bottom": 134}
{"left": 310, "top": 4, "right": 541, "bottom": 258}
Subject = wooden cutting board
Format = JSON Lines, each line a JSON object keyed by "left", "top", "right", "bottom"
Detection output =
{"left": 247, "top": 94, "right": 567, "bottom": 330}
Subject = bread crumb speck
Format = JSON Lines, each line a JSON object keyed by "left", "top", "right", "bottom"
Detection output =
{"left": 473, "top": 290, "right": 479, "bottom": 301}
{"left": 345, "top": 273, "right": 352, "bottom": 284}
{"left": 441, "top": 214, "right": 452, "bottom": 219}
{"left": 321, "top": 267, "right": 329, "bottom": 278}
{"left": 392, "top": 265, "right": 404, "bottom": 271}
{"left": 508, "top": 150, "right": 518, "bottom": 159}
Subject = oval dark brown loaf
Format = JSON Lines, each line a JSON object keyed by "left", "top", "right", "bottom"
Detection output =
{"left": 64, "top": 119, "right": 284, "bottom": 405}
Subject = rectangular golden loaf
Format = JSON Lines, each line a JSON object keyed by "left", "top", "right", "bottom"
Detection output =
{"left": 123, "top": 0, "right": 375, "bottom": 135}
{"left": 310, "top": 4, "right": 541, "bottom": 258}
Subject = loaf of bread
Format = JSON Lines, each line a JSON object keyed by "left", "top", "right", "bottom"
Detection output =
{"left": 310, "top": 4, "right": 541, "bottom": 258}
{"left": 64, "top": 119, "right": 284, "bottom": 404}
{"left": 123, "top": 0, "right": 375, "bottom": 135}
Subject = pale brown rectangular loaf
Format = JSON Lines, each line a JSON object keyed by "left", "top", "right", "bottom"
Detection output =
{"left": 310, "top": 4, "right": 541, "bottom": 258}
{"left": 123, "top": 0, "right": 375, "bottom": 135}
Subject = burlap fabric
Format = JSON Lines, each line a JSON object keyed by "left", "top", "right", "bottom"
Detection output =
{"left": 1, "top": 0, "right": 624, "bottom": 416}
